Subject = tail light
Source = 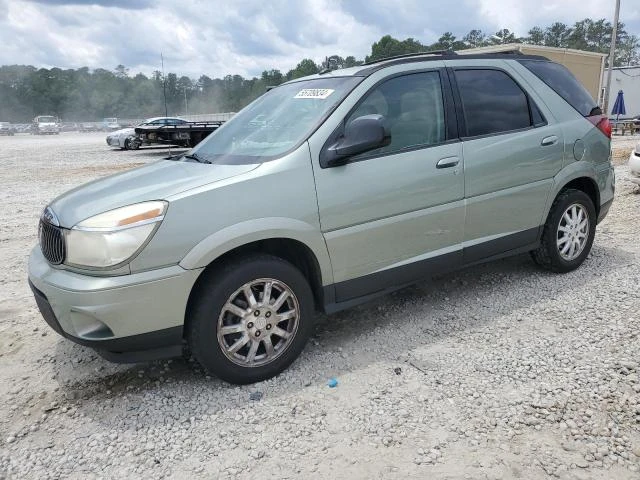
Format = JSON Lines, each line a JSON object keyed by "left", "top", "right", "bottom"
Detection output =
{"left": 587, "top": 114, "right": 612, "bottom": 139}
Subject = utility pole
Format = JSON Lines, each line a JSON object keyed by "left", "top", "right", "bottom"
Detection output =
{"left": 604, "top": 0, "right": 620, "bottom": 113}
{"left": 184, "top": 86, "right": 188, "bottom": 116}
{"left": 161, "top": 53, "right": 168, "bottom": 118}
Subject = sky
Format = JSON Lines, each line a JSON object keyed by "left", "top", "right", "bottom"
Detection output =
{"left": 0, "top": 0, "right": 638, "bottom": 79}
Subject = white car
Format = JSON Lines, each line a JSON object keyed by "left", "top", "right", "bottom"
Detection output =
{"left": 629, "top": 141, "right": 640, "bottom": 185}
{"left": 106, "top": 117, "right": 187, "bottom": 150}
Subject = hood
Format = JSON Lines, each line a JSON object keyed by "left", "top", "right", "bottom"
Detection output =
{"left": 50, "top": 160, "right": 259, "bottom": 227}
{"left": 111, "top": 127, "right": 135, "bottom": 136}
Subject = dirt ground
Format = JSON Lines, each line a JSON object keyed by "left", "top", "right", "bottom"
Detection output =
{"left": 0, "top": 132, "right": 639, "bottom": 479}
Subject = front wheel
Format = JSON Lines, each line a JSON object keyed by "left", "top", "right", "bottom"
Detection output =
{"left": 187, "top": 254, "right": 314, "bottom": 384}
{"left": 531, "top": 189, "right": 596, "bottom": 273}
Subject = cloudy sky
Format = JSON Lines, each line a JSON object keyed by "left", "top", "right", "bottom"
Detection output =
{"left": 1, "top": 0, "right": 638, "bottom": 79}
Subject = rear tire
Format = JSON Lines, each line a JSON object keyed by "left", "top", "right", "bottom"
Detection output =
{"left": 187, "top": 254, "right": 314, "bottom": 384}
{"left": 531, "top": 189, "right": 596, "bottom": 273}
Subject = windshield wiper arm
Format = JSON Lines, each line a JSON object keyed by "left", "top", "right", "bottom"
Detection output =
{"left": 182, "top": 152, "right": 211, "bottom": 164}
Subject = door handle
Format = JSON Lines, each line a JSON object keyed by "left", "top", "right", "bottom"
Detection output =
{"left": 541, "top": 135, "right": 558, "bottom": 146}
{"left": 436, "top": 156, "right": 459, "bottom": 169}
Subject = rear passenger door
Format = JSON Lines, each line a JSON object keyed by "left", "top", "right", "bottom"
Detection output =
{"left": 448, "top": 63, "right": 564, "bottom": 263}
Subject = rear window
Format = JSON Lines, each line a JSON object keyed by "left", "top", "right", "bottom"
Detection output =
{"left": 519, "top": 60, "right": 597, "bottom": 117}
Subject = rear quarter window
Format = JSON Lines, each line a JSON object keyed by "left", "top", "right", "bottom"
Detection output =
{"left": 454, "top": 69, "right": 533, "bottom": 137}
{"left": 518, "top": 60, "right": 597, "bottom": 117}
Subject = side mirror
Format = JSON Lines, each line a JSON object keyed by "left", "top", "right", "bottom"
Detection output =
{"left": 322, "top": 114, "right": 391, "bottom": 167}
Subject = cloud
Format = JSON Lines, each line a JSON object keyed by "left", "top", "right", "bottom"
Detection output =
{"left": 30, "top": 0, "right": 151, "bottom": 8}
{"left": 1, "top": 0, "right": 638, "bottom": 80}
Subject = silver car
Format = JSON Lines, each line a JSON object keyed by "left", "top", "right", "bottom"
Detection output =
{"left": 29, "top": 52, "right": 614, "bottom": 384}
{"left": 106, "top": 117, "right": 187, "bottom": 149}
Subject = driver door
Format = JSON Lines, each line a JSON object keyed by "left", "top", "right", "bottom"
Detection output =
{"left": 311, "top": 69, "right": 465, "bottom": 302}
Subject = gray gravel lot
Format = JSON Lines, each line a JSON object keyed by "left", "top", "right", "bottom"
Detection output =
{"left": 0, "top": 133, "right": 639, "bottom": 479}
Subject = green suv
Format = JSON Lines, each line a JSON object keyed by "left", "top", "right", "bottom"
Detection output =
{"left": 29, "top": 52, "right": 614, "bottom": 384}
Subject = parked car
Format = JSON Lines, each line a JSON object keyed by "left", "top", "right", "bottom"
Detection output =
{"left": 60, "top": 122, "right": 79, "bottom": 132}
{"left": 629, "top": 141, "right": 640, "bottom": 185}
{"left": 79, "top": 122, "right": 98, "bottom": 132}
{"left": 106, "top": 117, "right": 187, "bottom": 149}
{"left": 102, "top": 118, "right": 121, "bottom": 131}
{"left": 31, "top": 115, "right": 60, "bottom": 135}
{"left": 29, "top": 52, "right": 614, "bottom": 384}
{"left": 0, "top": 122, "right": 16, "bottom": 135}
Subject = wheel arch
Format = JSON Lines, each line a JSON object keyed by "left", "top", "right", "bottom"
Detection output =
{"left": 180, "top": 219, "right": 333, "bottom": 319}
{"left": 542, "top": 166, "right": 601, "bottom": 226}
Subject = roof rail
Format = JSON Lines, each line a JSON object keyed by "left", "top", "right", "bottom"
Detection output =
{"left": 363, "top": 50, "right": 457, "bottom": 66}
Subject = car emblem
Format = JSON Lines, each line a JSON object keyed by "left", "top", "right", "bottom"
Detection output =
{"left": 42, "top": 206, "right": 60, "bottom": 226}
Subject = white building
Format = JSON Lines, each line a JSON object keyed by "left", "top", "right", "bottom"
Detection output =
{"left": 607, "top": 66, "right": 640, "bottom": 118}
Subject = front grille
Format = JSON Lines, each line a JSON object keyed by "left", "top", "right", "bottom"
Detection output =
{"left": 39, "top": 220, "right": 65, "bottom": 265}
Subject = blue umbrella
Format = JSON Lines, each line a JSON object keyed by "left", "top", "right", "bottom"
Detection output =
{"left": 611, "top": 90, "right": 626, "bottom": 120}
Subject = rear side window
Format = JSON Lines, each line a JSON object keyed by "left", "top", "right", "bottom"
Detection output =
{"left": 454, "top": 69, "right": 532, "bottom": 137}
{"left": 519, "top": 60, "right": 597, "bottom": 117}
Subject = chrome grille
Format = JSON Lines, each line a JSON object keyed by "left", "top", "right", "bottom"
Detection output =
{"left": 39, "top": 219, "right": 65, "bottom": 265}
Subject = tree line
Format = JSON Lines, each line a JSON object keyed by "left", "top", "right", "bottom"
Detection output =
{"left": 0, "top": 18, "right": 637, "bottom": 123}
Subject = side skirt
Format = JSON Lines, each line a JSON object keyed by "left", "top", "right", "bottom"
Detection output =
{"left": 322, "top": 227, "right": 541, "bottom": 314}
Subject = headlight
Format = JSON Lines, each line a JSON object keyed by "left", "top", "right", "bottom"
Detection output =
{"left": 65, "top": 201, "right": 167, "bottom": 268}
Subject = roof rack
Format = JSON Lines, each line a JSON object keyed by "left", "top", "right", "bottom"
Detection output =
{"left": 363, "top": 50, "right": 457, "bottom": 66}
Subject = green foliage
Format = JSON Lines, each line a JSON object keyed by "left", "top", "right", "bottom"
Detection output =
{"left": 0, "top": 16, "right": 638, "bottom": 123}
{"left": 366, "top": 35, "right": 427, "bottom": 62}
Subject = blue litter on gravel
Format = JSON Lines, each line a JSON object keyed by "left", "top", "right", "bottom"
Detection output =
{"left": 327, "top": 378, "right": 338, "bottom": 388}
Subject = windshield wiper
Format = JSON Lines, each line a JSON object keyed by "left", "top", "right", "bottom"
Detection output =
{"left": 182, "top": 152, "right": 211, "bottom": 164}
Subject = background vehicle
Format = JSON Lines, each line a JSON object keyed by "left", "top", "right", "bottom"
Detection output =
{"left": 79, "top": 122, "right": 98, "bottom": 132}
{"left": 60, "top": 122, "right": 79, "bottom": 132}
{"left": 31, "top": 115, "right": 60, "bottom": 135}
{"left": 629, "top": 141, "right": 640, "bottom": 185}
{"left": 29, "top": 51, "right": 614, "bottom": 384}
{"left": 102, "top": 118, "right": 121, "bottom": 131}
{"left": 133, "top": 117, "right": 223, "bottom": 148}
{"left": 106, "top": 117, "right": 189, "bottom": 149}
{"left": 0, "top": 122, "right": 16, "bottom": 135}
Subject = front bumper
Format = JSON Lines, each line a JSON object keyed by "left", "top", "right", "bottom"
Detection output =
{"left": 28, "top": 246, "right": 203, "bottom": 362}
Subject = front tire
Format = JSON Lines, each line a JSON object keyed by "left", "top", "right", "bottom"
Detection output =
{"left": 123, "top": 138, "right": 131, "bottom": 150}
{"left": 187, "top": 254, "right": 314, "bottom": 384}
{"left": 531, "top": 189, "right": 596, "bottom": 273}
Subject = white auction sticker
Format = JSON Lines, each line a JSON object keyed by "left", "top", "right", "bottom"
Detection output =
{"left": 294, "top": 88, "right": 335, "bottom": 99}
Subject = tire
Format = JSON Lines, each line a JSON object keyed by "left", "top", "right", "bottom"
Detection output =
{"left": 124, "top": 138, "right": 131, "bottom": 150}
{"left": 531, "top": 188, "right": 596, "bottom": 273}
{"left": 187, "top": 254, "right": 315, "bottom": 384}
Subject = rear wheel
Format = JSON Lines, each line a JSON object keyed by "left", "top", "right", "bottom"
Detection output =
{"left": 531, "top": 189, "right": 596, "bottom": 273}
{"left": 187, "top": 254, "right": 314, "bottom": 384}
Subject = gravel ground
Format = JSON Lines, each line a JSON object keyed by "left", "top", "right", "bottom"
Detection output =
{"left": 0, "top": 133, "right": 639, "bottom": 479}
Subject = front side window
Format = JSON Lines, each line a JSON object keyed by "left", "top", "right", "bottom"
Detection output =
{"left": 193, "top": 76, "right": 362, "bottom": 164}
{"left": 346, "top": 71, "right": 446, "bottom": 157}
{"left": 454, "top": 69, "right": 533, "bottom": 137}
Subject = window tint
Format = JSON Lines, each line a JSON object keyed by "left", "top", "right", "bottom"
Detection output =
{"left": 455, "top": 69, "right": 532, "bottom": 137}
{"left": 346, "top": 71, "right": 446, "bottom": 156}
{"left": 519, "top": 60, "right": 597, "bottom": 117}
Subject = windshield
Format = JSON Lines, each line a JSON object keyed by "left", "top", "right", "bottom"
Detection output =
{"left": 38, "top": 116, "right": 56, "bottom": 123}
{"left": 192, "top": 76, "right": 361, "bottom": 164}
